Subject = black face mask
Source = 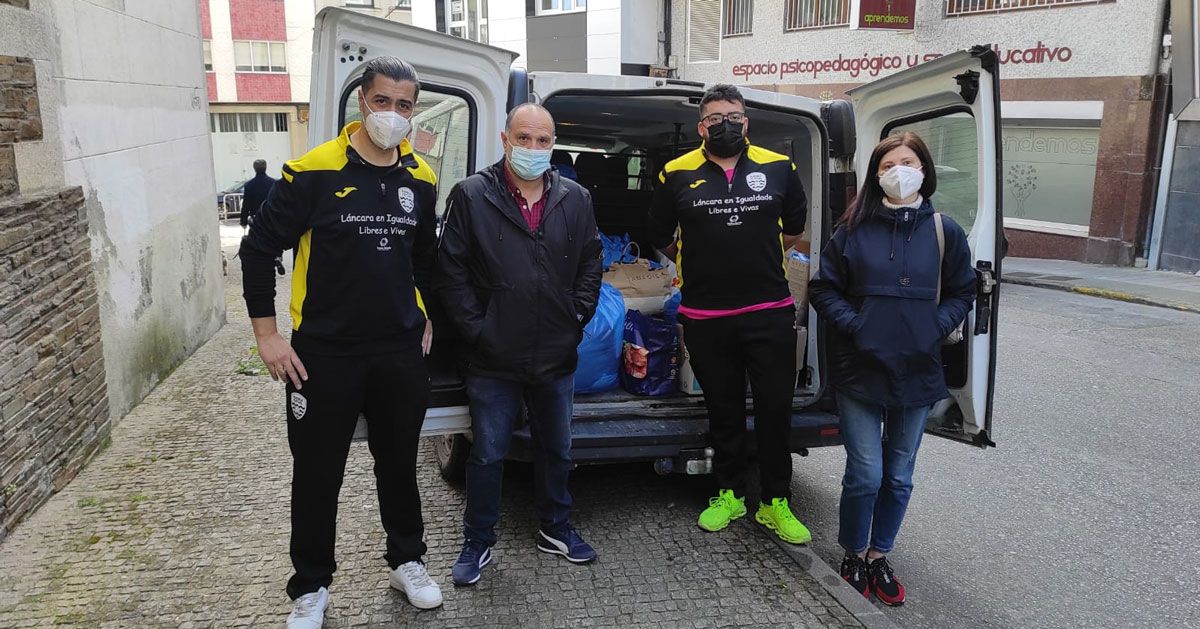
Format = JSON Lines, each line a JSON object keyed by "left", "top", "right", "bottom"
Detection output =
{"left": 705, "top": 120, "right": 746, "bottom": 158}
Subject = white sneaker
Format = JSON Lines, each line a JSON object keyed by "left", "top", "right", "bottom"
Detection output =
{"left": 286, "top": 587, "right": 328, "bottom": 629}
{"left": 389, "top": 560, "right": 444, "bottom": 609}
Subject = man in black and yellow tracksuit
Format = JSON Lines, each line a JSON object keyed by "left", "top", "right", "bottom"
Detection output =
{"left": 240, "top": 58, "right": 443, "bottom": 625}
{"left": 649, "top": 84, "right": 812, "bottom": 546}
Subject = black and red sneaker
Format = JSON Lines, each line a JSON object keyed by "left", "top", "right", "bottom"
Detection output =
{"left": 840, "top": 554, "right": 870, "bottom": 598}
{"left": 868, "top": 556, "right": 905, "bottom": 606}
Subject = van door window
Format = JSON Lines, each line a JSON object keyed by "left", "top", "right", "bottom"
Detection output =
{"left": 887, "top": 112, "right": 979, "bottom": 233}
{"left": 342, "top": 86, "right": 475, "bottom": 217}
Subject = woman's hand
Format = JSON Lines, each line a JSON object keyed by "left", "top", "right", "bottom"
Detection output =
{"left": 422, "top": 319, "right": 433, "bottom": 356}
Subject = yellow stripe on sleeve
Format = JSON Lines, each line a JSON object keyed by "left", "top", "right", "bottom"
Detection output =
{"left": 415, "top": 287, "right": 427, "bottom": 318}
{"left": 289, "top": 229, "right": 312, "bottom": 330}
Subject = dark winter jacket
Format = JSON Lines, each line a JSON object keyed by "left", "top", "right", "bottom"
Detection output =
{"left": 809, "top": 200, "right": 976, "bottom": 407}
{"left": 434, "top": 160, "right": 603, "bottom": 384}
{"left": 240, "top": 171, "right": 275, "bottom": 227}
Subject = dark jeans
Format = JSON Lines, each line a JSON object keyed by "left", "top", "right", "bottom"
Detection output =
{"left": 680, "top": 307, "right": 797, "bottom": 501}
{"left": 284, "top": 344, "right": 429, "bottom": 599}
{"left": 836, "top": 391, "right": 931, "bottom": 555}
{"left": 463, "top": 374, "right": 575, "bottom": 546}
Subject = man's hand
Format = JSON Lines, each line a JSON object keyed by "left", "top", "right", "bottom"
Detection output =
{"left": 251, "top": 317, "right": 308, "bottom": 388}
{"left": 422, "top": 319, "right": 433, "bottom": 356}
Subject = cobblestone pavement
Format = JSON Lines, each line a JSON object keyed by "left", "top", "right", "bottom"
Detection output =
{"left": 0, "top": 245, "right": 863, "bottom": 628}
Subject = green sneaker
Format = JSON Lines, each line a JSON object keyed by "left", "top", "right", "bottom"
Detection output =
{"left": 755, "top": 498, "right": 812, "bottom": 544}
{"left": 697, "top": 489, "right": 747, "bottom": 532}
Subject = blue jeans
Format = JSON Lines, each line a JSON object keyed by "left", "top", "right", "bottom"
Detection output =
{"left": 463, "top": 374, "right": 575, "bottom": 546}
{"left": 837, "top": 391, "right": 931, "bottom": 555}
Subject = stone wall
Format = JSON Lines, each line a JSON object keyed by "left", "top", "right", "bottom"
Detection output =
{"left": 0, "top": 188, "right": 109, "bottom": 543}
{"left": 0, "top": 55, "right": 41, "bottom": 196}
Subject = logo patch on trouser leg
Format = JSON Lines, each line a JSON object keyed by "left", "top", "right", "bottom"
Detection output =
{"left": 290, "top": 392, "right": 308, "bottom": 420}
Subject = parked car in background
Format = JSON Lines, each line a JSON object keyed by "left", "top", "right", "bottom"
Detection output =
{"left": 217, "top": 179, "right": 249, "bottom": 220}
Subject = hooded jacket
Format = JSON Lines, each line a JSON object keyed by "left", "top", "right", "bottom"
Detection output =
{"left": 810, "top": 199, "right": 976, "bottom": 407}
{"left": 434, "top": 160, "right": 603, "bottom": 384}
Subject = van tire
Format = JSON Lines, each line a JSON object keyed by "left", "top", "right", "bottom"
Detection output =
{"left": 434, "top": 434, "right": 470, "bottom": 484}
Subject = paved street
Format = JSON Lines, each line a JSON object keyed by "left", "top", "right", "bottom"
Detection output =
{"left": 0, "top": 244, "right": 862, "bottom": 628}
{"left": 791, "top": 284, "right": 1200, "bottom": 628}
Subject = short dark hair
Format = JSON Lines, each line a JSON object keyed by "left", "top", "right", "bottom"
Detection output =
{"left": 699, "top": 84, "right": 745, "bottom": 116}
{"left": 361, "top": 56, "right": 421, "bottom": 100}
{"left": 252, "top": 159, "right": 267, "bottom": 173}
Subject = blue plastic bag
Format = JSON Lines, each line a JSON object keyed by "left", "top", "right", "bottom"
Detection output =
{"left": 620, "top": 310, "right": 680, "bottom": 397}
{"left": 574, "top": 283, "right": 626, "bottom": 394}
{"left": 661, "top": 289, "right": 682, "bottom": 321}
{"left": 600, "top": 232, "right": 638, "bottom": 270}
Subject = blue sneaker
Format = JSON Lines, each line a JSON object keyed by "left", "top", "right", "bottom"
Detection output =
{"left": 536, "top": 525, "right": 597, "bottom": 564}
{"left": 451, "top": 540, "right": 492, "bottom": 586}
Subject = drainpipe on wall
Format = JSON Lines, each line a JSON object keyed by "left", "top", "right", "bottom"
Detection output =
{"left": 1146, "top": 6, "right": 1175, "bottom": 269}
{"left": 1148, "top": 113, "right": 1177, "bottom": 270}
{"left": 662, "top": 0, "right": 673, "bottom": 77}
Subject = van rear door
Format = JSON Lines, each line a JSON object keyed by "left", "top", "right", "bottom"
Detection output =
{"left": 310, "top": 7, "right": 516, "bottom": 436}
{"left": 847, "top": 47, "right": 1003, "bottom": 447}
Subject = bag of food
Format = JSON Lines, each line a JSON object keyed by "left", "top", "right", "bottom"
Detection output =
{"left": 603, "top": 242, "right": 673, "bottom": 302}
{"left": 786, "top": 249, "right": 810, "bottom": 323}
{"left": 574, "top": 283, "right": 625, "bottom": 394}
{"left": 620, "top": 310, "right": 679, "bottom": 397}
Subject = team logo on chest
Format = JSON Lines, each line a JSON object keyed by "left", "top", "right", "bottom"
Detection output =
{"left": 746, "top": 172, "right": 767, "bottom": 192}
{"left": 398, "top": 187, "right": 415, "bottom": 214}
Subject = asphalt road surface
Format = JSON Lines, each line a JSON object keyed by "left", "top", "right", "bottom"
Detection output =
{"left": 790, "top": 284, "right": 1200, "bottom": 628}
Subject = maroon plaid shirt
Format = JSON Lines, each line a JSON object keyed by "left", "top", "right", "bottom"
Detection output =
{"left": 503, "top": 167, "right": 549, "bottom": 232}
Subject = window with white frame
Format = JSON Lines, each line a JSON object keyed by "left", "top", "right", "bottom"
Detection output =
{"left": 785, "top": 0, "right": 849, "bottom": 30}
{"left": 445, "top": 0, "right": 488, "bottom": 44}
{"left": 345, "top": 0, "right": 374, "bottom": 7}
{"left": 395, "top": 0, "right": 412, "bottom": 7}
{"left": 536, "top": 0, "right": 586, "bottom": 16}
{"left": 722, "top": 0, "right": 753, "bottom": 36}
{"left": 202, "top": 41, "right": 213, "bottom": 72}
{"left": 946, "top": 0, "right": 1113, "bottom": 17}
{"left": 233, "top": 40, "right": 287, "bottom": 73}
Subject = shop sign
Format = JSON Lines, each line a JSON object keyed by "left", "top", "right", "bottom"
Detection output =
{"left": 851, "top": 0, "right": 917, "bottom": 31}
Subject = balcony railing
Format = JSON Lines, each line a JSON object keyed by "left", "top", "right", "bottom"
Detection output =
{"left": 946, "top": 0, "right": 1113, "bottom": 17}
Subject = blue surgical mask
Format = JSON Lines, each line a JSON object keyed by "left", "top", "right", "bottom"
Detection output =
{"left": 508, "top": 144, "right": 552, "bottom": 180}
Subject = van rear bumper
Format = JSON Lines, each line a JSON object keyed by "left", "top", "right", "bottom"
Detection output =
{"left": 507, "top": 411, "right": 842, "bottom": 464}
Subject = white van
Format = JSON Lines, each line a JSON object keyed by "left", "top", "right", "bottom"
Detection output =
{"left": 310, "top": 8, "right": 1002, "bottom": 481}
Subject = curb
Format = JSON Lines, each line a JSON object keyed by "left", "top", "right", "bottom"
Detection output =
{"left": 1002, "top": 277, "right": 1200, "bottom": 314}
{"left": 764, "top": 531, "right": 900, "bottom": 629}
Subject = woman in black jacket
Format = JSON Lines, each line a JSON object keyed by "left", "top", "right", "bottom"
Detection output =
{"left": 810, "top": 132, "right": 976, "bottom": 606}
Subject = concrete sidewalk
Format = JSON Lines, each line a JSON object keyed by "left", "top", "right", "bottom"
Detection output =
{"left": 1002, "top": 257, "right": 1200, "bottom": 313}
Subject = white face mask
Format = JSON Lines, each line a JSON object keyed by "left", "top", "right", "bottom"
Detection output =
{"left": 361, "top": 96, "right": 411, "bottom": 150}
{"left": 878, "top": 164, "right": 924, "bottom": 200}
